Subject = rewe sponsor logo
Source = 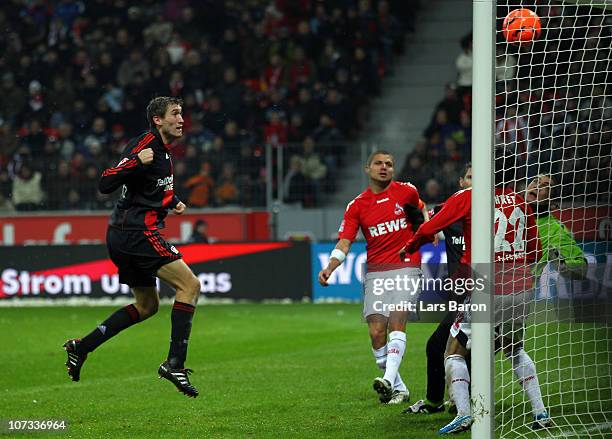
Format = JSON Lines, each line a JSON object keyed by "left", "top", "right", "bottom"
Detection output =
{"left": 368, "top": 218, "right": 408, "bottom": 237}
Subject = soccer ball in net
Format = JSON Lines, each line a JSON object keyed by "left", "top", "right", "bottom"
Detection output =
{"left": 502, "top": 8, "right": 541, "bottom": 46}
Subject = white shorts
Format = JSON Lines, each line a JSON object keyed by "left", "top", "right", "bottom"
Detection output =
{"left": 450, "top": 321, "right": 471, "bottom": 350}
{"left": 450, "top": 291, "right": 535, "bottom": 350}
{"left": 362, "top": 267, "right": 422, "bottom": 318}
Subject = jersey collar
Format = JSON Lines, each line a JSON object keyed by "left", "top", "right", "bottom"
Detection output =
{"left": 151, "top": 128, "right": 172, "bottom": 152}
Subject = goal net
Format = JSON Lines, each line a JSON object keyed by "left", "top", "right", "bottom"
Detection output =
{"left": 493, "top": 1, "right": 611, "bottom": 438}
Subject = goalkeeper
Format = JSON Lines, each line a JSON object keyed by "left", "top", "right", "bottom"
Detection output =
{"left": 526, "top": 174, "right": 588, "bottom": 282}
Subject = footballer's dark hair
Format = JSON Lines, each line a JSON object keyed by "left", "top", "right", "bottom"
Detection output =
{"left": 461, "top": 161, "right": 472, "bottom": 177}
{"left": 146, "top": 96, "right": 183, "bottom": 129}
{"left": 366, "top": 149, "right": 394, "bottom": 167}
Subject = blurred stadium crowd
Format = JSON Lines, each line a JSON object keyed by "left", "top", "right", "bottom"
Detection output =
{"left": 0, "top": 0, "right": 419, "bottom": 211}
{"left": 0, "top": 0, "right": 607, "bottom": 213}
{"left": 399, "top": 2, "right": 610, "bottom": 204}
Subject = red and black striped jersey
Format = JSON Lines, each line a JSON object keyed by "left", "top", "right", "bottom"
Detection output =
{"left": 99, "top": 129, "right": 180, "bottom": 230}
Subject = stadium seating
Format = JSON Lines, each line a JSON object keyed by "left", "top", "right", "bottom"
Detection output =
{"left": 0, "top": 0, "right": 418, "bottom": 211}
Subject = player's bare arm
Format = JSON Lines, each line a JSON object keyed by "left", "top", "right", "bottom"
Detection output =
{"left": 318, "top": 238, "right": 351, "bottom": 286}
{"left": 422, "top": 204, "right": 439, "bottom": 247}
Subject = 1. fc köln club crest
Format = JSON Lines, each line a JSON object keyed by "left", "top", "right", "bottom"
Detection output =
{"left": 394, "top": 202, "right": 404, "bottom": 216}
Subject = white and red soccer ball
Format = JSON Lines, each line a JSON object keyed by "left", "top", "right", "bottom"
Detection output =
{"left": 503, "top": 8, "right": 542, "bottom": 46}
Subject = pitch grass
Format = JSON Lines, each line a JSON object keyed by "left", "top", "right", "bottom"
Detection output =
{"left": 1, "top": 304, "right": 610, "bottom": 438}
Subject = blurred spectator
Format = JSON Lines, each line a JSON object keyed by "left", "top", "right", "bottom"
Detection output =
{"left": 206, "top": 48, "right": 229, "bottom": 89}
{"left": 264, "top": 110, "right": 288, "bottom": 147}
{"left": 453, "top": 110, "right": 472, "bottom": 150}
{"left": 0, "top": 73, "right": 26, "bottom": 125}
{"left": 166, "top": 31, "right": 189, "bottom": 65}
{"left": 287, "top": 113, "right": 307, "bottom": 143}
{"left": 26, "top": 80, "right": 46, "bottom": 121}
{"left": 424, "top": 109, "right": 460, "bottom": 145}
{"left": 312, "top": 114, "right": 343, "bottom": 143}
{"left": 0, "top": 169, "right": 11, "bottom": 200}
{"left": 0, "top": 192, "right": 15, "bottom": 212}
{"left": 351, "top": 46, "right": 380, "bottom": 96}
{"left": 495, "top": 45, "right": 517, "bottom": 88}
{"left": 189, "top": 219, "right": 209, "bottom": 243}
{"left": 377, "top": 0, "right": 403, "bottom": 65}
{"left": 323, "top": 87, "right": 351, "bottom": 137}
{"left": 47, "top": 76, "right": 77, "bottom": 118}
{"left": 456, "top": 33, "right": 472, "bottom": 98}
{"left": 423, "top": 178, "right": 443, "bottom": 204}
{"left": 117, "top": 50, "right": 150, "bottom": 87}
{"left": 294, "top": 87, "right": 320, "bottom": 131}
{"left": 398, "top": 155, "right": 428, "bottom": 189}
{"left": 185, "top": 162, "right": 215, "bottom": 207}
{"left": 0, "top": 125, "right": 19, "bottom": 167}
{"left": 433, "top": 83, "right": 463, "bottom": 124}
{"left": 80, "top": 164, "right": 102, "bottom": 209}
{"left": 262, "top": 53, "right": 287, "bottom": 91}
{"left": 201, "top": 96, "right": 227, "bottom": 135}
{"left": 495, "top": 105, "right": 529, "bottom": 160}
{"left": 442, "top": 138, "right": 462, "bottom": 164}
{"left": 217, "top": 67, "right": 245, "bottom": 121}
{"left": 57, "top": 122, "right": 76, "bottom": 159}
{"left": 47, "top": 160, "right": 75, "bottom": 209}
{"left": 12, "top": 163, "right": 44, "bottom": 211}
{"left": 284, "top": 155, "right": 312, "bottom": 207}
{"left": 214, "top": 164, "right": 239, "bottom": 206}
{"left": 287, "top": 46, "right": 316, "bottom": 91}
{"left": 301, "top": 137, "right": 327, "bottom": 205}
{"left": 183, "top": 49, "right": 207, "bottom": 94}
{"left": 21, "top": 119, "right": 47, "bottom": 155}
{"left": 242, "top": 22, "right": 270, "bottom": 78}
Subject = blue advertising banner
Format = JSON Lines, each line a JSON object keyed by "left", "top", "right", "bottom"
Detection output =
{"left": 313, "top": 240, "right": 610, "bottom": 302}
{"left": 311, "top": 241, "right": 446, "bottom": 301}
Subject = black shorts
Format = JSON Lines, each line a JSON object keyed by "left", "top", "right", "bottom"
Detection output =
{"left": 106, "top": 227, "right": 182, "bottom": 287}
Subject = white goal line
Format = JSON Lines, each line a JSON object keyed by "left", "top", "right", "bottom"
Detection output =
{"left": 545, "top": 421, "right": 612, "bottom": 438}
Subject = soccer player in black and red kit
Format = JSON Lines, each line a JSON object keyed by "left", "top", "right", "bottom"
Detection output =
{"left": 63, "top": 97, "right": 202, "bottom": 398}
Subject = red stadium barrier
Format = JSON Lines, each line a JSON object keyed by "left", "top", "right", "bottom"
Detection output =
{"left": 0, "top": 211, "right": 269, "bottom": 245}
{"left": 552, "top": 206, "right": 611, "bottom": 241}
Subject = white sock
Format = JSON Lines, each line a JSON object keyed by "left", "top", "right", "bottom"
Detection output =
{"left": 383, "top": 331, "right": 406, "bottom": 387}
{"left": 372, "top": 344, "right": 407, "bottom": 392}
{"left": 506, "top": 348, "right": 545, "bottom": 415}
{"left": 445, "top": 354, "right": 471, "bottom": 417}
